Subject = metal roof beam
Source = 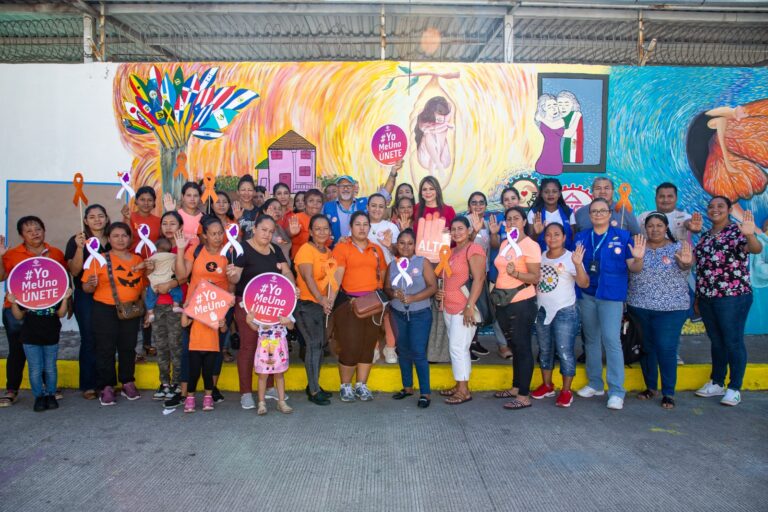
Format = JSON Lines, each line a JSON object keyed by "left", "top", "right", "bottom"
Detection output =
{"left": 513, "top": 6, "right": 768, "bottom": 22}
{"left": 0, "top": 4, "right": 79, "bottom": 14}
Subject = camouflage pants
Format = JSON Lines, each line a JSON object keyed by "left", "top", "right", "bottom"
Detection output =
{"left": 152, "top": 304, "right": 183, "bottom": 386}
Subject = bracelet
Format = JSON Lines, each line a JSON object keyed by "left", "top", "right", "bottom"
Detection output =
{"left": 389, "top": 172, "right": 398, "bottom": 178}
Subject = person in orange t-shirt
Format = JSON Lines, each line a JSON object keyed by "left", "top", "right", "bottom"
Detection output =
{"left": 180, "top": 311, "right": 227, "bottom": 413}
{"left": 288, "top": 188, "right": 329, "bottom": 259}
{"left": 82, "top": 222, "right": 146, "bottom": 406}
{"left": 0, "top": 216, "right": 67, "bottom": 407}
{"left": 123, "top": 186, "right": 162, "bottom": 258}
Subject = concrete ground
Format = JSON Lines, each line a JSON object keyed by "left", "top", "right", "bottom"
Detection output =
{"left": 1, "top": 389, "right": 766, "bottom": 512}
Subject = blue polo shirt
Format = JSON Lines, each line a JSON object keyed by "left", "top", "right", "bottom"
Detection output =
{"left": 322, "top": 189, "right": 392, "bottom": 245}
{"left": 575, "top": 226, "right": 633, "bottom": 302}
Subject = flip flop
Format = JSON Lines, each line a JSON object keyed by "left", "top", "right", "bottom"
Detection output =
{"left": 439, "top": 387, "right": 458, "bottom": 397}
{"left": 637, "top": 389, "right": 657, "bottom": 400}
{"left": 503, "top": 399, "right": 532, "bottom": 410}
{"left": 445, "top": 394, "right": 472, "bottom": 405}
{"left": 494, "top": 389, "right": 517, "bottom": 399}
{"left": 661, "top": 396, "right": 675, "bottom": 409}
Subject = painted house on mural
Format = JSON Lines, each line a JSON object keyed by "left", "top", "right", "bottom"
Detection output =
{"left": 256, "top": 130, "right": 317, "bottom": 192}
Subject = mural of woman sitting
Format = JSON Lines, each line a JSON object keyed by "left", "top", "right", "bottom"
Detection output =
{"left": 534, "top": 94, "right": 565, "bottom": 176}
{"left": 558, "top": 91, "right": 583, "bottom": 164}
{"left": 415, "top": 96, "right": 454, "bottom": 179}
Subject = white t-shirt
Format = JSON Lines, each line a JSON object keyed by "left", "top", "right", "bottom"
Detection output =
{"left": 537, "top": 250, "right": 577, "bottom": 325}
{"left": 527, "top": 209, "right": 577, "bottom": 228}
{"left": 638, "top": 209, "right": 692, "bottom": 243}
{"left": 369, "top": 220, "right": 400, "bottom": 264}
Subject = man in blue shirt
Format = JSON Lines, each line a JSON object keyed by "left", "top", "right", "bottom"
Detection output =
{"left": 575, "top": 177, "right": 641, "bottom": 235}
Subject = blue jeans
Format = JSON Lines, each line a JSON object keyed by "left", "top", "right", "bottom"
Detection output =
{"left": 628, "top": 306, "right": 687, "bottom": 396}
{"left": 391, "top": 307, "right": 432, "bottom": 395}
{"left": 579, "top": 294, "right": 625, "bottom": 399}
{"left": 698, "top": 294, "right": 753, "bottom": 391}
{"left": 145, "top": 286, "right": 184, "bottom": 310}
{"left": 73, "top": 289, "right": 97, "bottom": 391}
{"left": 536, "top": 304, "right": 578, "bottom": 377}
{"left": 22, "top": 344, "right": 59, "bottom": 397}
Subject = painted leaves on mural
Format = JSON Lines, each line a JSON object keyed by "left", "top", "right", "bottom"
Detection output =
{"left": 382, "top": 65, "right": 420, "bottom": 91}
{"left": 121, "top": 65, "right": 259, "bottom": 145}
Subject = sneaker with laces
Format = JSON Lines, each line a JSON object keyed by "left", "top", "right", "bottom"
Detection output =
{"left": 100, "top": 386, "right": 116, "bottom": 406}
{"left": 153, "top": 385, "right": 169, "bottom": 400}
{"left": 470, "top": 342, "right": 490, "bottom": 356}
{"left": 202, "top": 395, "right": 214, "bottom": 411}
{"left": 695, "top": 380, "right": 726, "bottom": 398}
{"left": 531, "top": 384, "right": 556, "bottom": 400}
{"left": 470, "top": 352, "right": 479, "bottom": 362}
{"left": 265, "top": 387, "right": 288, "bottom": 401}
{"left": 354, "top": 383, "right": 374, "bottom": 401}
{"left": 164, "top": 392, "right": 183, "bottom": 409}
{"left": 166, "top": 385, "right": 180, "bottom": 399}
{"left": 372, "top": 347, "right": 381, "bottom": 364}
{"left": 576, "top": 385, "right": 605, "bottom": 398}
{"left": 720, "top": 389, "right": 741, "bottom": 406}
{"left": 339, "top": 384, "right": 356, "bottom": 402}
{"left": 606, "top": 396, "right": 624, "bottom": 410}
{"left": 211, "top": 387, "right": 224, "bottom": 404}
{"left": 184, "top": 396, "right": 196, "bottom": 413}
{"left": 556, "top": 390, "right": 574, "bottom": 408}
{"left": 121, "top": 382, "right": 141, "bottom": 401}
{"left": 240, "top": 393, "right": 256, "bottom": 410}
{"left": 382, "top": 346, "right": 398, "bottom": 364}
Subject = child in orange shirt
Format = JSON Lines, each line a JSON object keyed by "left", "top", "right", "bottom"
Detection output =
{"left": 245, "top": 312, "right": 294, "bottom": 416}
{"left": 181, "top": 312, "right": 228, "bottom": 413}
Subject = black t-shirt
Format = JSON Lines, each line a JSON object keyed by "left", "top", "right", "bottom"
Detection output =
{"left": 20, "top": 305, "right": 62, "bottom": 346}
{"left": 65, "top": 235, "right": 108, "bottom": 291}
{"left": 234, "top": 241, "right": 286, "bottom": 297}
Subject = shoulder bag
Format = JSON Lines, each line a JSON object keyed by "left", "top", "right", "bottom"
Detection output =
{"left": 105, "top": 252, "right": 145, "bottom": 320}
{"left": 351, "top": 245, "right": 388, "bottom": 325}
{"left": 459, "top": 245, "right": 493, "bottom": 326}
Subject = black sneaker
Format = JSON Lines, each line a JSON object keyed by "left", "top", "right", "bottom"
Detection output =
{"left": 164, "top": 393, "right": 183, "bottom": 409}
{"left": 212, "top": 387, "right": 225, "bottom": 404}
{"left": 306, "top": 385, "right": 332, "bottom": 400}
{"left": 470, "top": 342, "right": 489, "bottom": 356}
{"left": 153, "top": 385, "right": 169, "bottom": 401}
{"left": 307, "top": 392, "right": 331, "bottom": 406}
{"left": 470, "top": 352, "right": 479, "bottom": 362}
{"left": 33, "top": 396, "right": 47, "bottom": 412}
{"left": 46, "top": 395, "right": 59, "bottom": 410}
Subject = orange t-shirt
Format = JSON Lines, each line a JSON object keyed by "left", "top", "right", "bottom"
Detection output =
{"left": 3, "top": 243, "right": 66, "bottom": 308}
{"left": 128, "top": 212, "right": 161, "bottom": 256}
{"left": 294, "top": 242, "right": 334, "bottom": 302}
{"left": 81, "top": 252, "right": 146, "bottom": 305}
{"left": 331, "top": 240, "right": 386, "bottom": 294}
{"left": 189, "top": 320, "right": 220, "bottom": 352}
{"left": 494, "top": 237, "right": 541, "bottom": 303}
{"left": 443, "top": 243, "right": 485, "bottom": 315}
{"left": 290, "top": 212, "right": 331, "bottom": 259}
{"left": 184, "top": 245, "right": 230, "bottom": 296}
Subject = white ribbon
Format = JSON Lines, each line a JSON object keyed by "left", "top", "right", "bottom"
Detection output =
{"left": 134, "top": 223, "right": 157, "bottom": 255}
{"left": 84, "top": 237, "right": 107, "bottom": 269}
{"left": 220, "top": 223, "right": 244, "bottom": 258}
{"left": 391, "top": 257, "right": 413, "bottom": 288}
{"left": 115, "top": 171, "right": 136, "bottom": 201}
{"left": 500, "top": 227, "right": 523, "bottom": 259}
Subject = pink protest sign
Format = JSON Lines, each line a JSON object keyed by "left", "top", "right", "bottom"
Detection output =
{"left": 241, "top": 272, "right": 297, "bottom": 325}
{"left": 7, "top": 257, "right": 70, "bottom": 310}
{"left": 371, "top": 124, "right": 407, "bottom": 165}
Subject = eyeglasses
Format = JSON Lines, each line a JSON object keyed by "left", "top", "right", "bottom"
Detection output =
{"left": 470, "top": 200, "right": 486, "bottom": 206}
{"left": 589, "top": 209, "right": 611, "bottom": 216}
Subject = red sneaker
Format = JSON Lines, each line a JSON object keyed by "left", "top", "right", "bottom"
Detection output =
{"left": 556, "top": 390, "right": 574, "bottom": 408}
{"left": 531, "top": 384, "right": 555, "bottom": 400}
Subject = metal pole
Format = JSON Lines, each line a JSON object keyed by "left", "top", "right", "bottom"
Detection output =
{"left": 83, "top": 13, "right": 94, "bottom": 63}
{"left": 380, "top": 5, "right": 386, "bottom": 60}
{"left": 504, "top": 13, "right": 513, "bottom": 63}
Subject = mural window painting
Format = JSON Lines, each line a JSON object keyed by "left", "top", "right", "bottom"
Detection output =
{"left": 272, "top": 150, "right": 283, "bottom": 160}
{"left": 299, "top": 166, "right": 311, "bottom": 176}
{"left": 536, "top": 73, "right": 609, "bottom": 174}
{"left": 300, "top": 150, "right": 312, "bottom": 160}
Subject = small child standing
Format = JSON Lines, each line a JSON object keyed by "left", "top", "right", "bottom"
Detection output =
{"left": 246, "top": 312, "right": 294, "bottom": 415}
{"left": 7, "top": 288, "right": 72, "bottom": 412}
{"left": 181, "top": 312, "right": 227, "bottom": 413}
{"left": 144, "top": 237, "right": 184, "bottom": 325}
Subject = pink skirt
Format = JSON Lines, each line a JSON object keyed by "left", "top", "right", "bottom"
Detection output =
{"left": 254, "top": 327, "right": 289, "bottom": 374}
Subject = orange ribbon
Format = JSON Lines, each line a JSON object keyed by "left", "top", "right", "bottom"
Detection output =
{"left": 319, "top": 259, "right": 340, "bottom": 293}
{"left": 72, "top": 173, "right": 88, "bottom": 207}
{"left": 173, "top": 152, "right": 188, "bottom": 180}
{"left": 200, "top": 172, "right": 218, "bottom": 204}
{"left": 614, "top": 183, "right": 633, "bottom": 213}
{"left": 433, "top": 245, "right": 452, "bottom": 277}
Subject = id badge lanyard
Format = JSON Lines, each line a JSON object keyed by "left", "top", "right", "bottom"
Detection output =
{"left": 591, "top": 230, "right": 608, "bottom": 271}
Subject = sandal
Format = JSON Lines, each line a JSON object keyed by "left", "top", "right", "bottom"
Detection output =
{"left": 82, "top": 390, "right": 97, "bottom": 400}
{"left": 439, "top": 387, "right": 458, "bottom": 397}
{"left": 392, "top": 390, "right": 414, "bottom": 400}
{"left": 494, "top": 389, "right": 517, "bottom": 399}
{"left": 637, "top": 389, "right": 657, "bottom": 400}
{"left": 0, "top": 390, "right": 17, "bottom": 407}
{"left": 445, "top": 393, "right": 472, "bottom": 405}
{"left": 503, "top": 398, "right": 532, "bottom": 410}
{"left": 661, "top": 396, "right": 675, "bottom": 409}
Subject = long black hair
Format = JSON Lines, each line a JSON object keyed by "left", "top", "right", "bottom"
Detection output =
{"left": 530, "top": 178, "right": 571, "bottom": 216}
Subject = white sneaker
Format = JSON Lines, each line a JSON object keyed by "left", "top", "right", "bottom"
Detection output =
{"left": 372, "top": 347, "right": 381, "bottom": 364}
{"left": 695, "top": 380, "right": 726, "bottom": 397}
{"left": 382, "top": 346, "right": 398, "bottom": 364}
{"left": 264, "top": 387, "right": 289, "bottom": 401}
{"left": 240, "top": 393, "right": 255, "bottom": 410}
{"left": 576, "top": 385, "right": 605, "bottom": 398}
{"left": 607, "top": 396, "right": 624, "bottom": 410}
{"left": 720, "top": 389, "right": 741, "bottom": 406}
{"left": 676, "top": 354, "right": 684, "bottom": 366}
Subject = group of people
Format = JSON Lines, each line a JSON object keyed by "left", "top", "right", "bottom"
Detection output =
{"left": 0, "top": 167, "right": 760, "bottom": 414}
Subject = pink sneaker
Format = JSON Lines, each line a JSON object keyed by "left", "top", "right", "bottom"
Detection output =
{"left": 184, "top": 396, "right": 196, "bottom": 413}
{"left": 202, "top": 395, "right": 214, "bottom": 411}
{"left": 531, "top": 384, "right": 555, "bottom": 400}
{"left": 99, "top": 386, "right": 116, "bottom": 406}
{"left": 120, "top": 382, "right": 141, "bottom": 401}
{"left": 556, "top": 390, "right": 574, "bottom": 408}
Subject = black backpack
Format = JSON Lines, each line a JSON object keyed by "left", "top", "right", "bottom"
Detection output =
{"left": 621, "top": 311, "right": 643, "bottom": 366}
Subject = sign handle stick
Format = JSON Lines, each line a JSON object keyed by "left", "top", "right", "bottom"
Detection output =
{"left": 325, "top": 282, "right": 331, "bottom": 328}
{"left": 78, "top": 200, "right": 84, "bottom": 233}
{"left": 438, "top": 271, "right": 445, "bottom": 312}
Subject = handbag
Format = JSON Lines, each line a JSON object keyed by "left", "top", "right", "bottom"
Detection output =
{"left": 459, "top": 246, "right": 493, "bottom": 326}
{"left": 351, "top": 290, "right": 389, "bottom": 325}
{"left": 489, "top": 283, "right": 529, "bottom": 307}
{"left": 105, "top": 252, "right": 145, "bottom": 320}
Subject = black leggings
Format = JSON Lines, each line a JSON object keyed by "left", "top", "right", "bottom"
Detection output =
{"left": 497, "top": 297, "right": 538, "bottom": 396}
{"left": 188, "top": 350, "right": 217, "bottom": 393}
{"left": 91, "top": 301, "right": 140, "bottom": 390}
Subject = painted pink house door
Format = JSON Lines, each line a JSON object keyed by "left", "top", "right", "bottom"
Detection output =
{"left": 279, "top": 173, "right": 292, "bottom": 189}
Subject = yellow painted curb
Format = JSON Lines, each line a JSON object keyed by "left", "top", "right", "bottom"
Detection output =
{"left": 2, "top": 359, "right": 768, "bottom": 392}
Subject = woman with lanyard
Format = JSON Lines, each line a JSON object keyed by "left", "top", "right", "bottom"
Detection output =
{"left": 574, "top": 198, "right": 645, "bottom": 411}
{"left": 0, "top": 216, "right": 67, "bottom": 407}
{"left": 163, "top": 182, "right": 203, "bottom": 245}
{"left": 527, "top": 178, "right": 576, "bottom": 251}
{"left": 435, "top": 217, "right": 486, "bottom": 405}
{"left": 64, "top": 204, "right": 110, "bottom": 400}
{"left": 329, "top": 211, "right": 387, "bottom": 402}
{"left": 230, "top": 215, "right": 295, "bottom": 410}
{"left": 627, "top": 212, "right": 693, "bottom": 409}
{"left": 81, "top": 222, "right": 147, "bottom": 406}
{"left": 694, "top": 196, "right": 762, "bottom": 407}
{"left": 491, "top": 207, "right": 542, "bottom": 410}
{"left": 294, "top": 214, "right": 336, "bottom": 406}
{"left": 384, "top": 229, "right": 438, "bottom": 408}
{"left": 165, "top": 216, "right": 238, "bottom": 409}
